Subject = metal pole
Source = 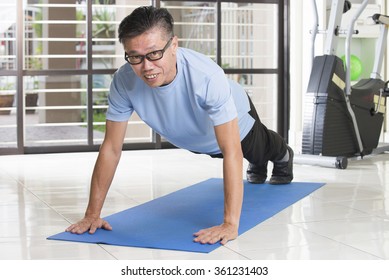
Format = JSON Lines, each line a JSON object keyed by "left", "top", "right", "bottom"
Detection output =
{"left": 310, "top": 0, "right": 319, "bottom": 63}
{"left": 294, "top": 154, "right": 348, "bottom": 169}
{"left": 16, "top": 0, "right": 24, "bottom": 154}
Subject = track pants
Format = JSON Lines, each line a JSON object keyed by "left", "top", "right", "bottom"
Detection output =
{"left": 210, "top": 96, "right": 288, "bottom": 166}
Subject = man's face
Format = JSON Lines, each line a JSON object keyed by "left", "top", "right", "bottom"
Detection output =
{"left": 123, "top": 28, "right": 178, "bottom": 88}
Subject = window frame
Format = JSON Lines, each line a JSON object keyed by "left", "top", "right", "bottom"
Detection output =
{"left": 0, "top": 0, "right": 289, "bottom": 155}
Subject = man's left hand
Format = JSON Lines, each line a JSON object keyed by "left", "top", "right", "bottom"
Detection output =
{"left": 193, "top": 223, "right": 238, "bottom": 245}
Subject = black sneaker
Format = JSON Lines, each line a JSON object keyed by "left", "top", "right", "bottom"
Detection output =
{"left": 269, "top": 146, "right": 294, "bottom": 185}
{"left": 246, "top": 162, "right": 268, "bottom": 184}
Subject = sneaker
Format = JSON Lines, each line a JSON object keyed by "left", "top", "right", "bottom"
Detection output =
{"left": 246, "top": 162, "right": 268, "bottom": 184}
{"left": 269, "top": 146, "right": 294, "bottom": 185}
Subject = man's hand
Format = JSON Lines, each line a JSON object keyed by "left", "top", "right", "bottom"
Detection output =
{"left": 65, "top": 216, "right": 112, "bottom": 234}
{"left": 193, "top": 223, "right": 238, "bottom": 245}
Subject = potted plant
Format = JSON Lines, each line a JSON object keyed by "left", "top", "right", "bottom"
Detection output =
{"left": 25, "top": 77, "right": 39, "bottom": 114}
{"left": 0, "top": 83, "right": 15, "bottom": 115}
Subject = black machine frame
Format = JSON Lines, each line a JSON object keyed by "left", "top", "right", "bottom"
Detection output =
{"left": 296, "top": 0, "right": 389, "bottom": 169}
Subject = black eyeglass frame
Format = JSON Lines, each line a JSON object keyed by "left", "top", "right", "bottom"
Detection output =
{"left": 124, "top": 37, "right": 174, "bottom": 65}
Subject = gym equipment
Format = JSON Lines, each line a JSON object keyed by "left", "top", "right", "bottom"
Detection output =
{"left": 297, "top": 0, "right": 389, "bottom": 169}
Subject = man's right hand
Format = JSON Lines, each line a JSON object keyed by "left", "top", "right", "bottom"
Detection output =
{"left": 65, "top": 216, "right": 112, "bottom": 234}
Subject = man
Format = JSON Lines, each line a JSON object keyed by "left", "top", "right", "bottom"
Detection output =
{"left": 66, "top": 6, "right": 293, "bottom": 245}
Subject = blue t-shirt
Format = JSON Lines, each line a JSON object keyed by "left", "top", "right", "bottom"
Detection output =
{"left": 106, "top": 47, "right": 255, "bottom": 155}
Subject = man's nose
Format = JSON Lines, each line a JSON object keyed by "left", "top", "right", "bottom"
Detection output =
{"left": 142, "top": 58, "right": 154, "bottom": 69}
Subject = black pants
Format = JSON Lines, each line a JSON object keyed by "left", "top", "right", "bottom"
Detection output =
{"left": 210, "top": 96, "right": 287, "bottom": 166}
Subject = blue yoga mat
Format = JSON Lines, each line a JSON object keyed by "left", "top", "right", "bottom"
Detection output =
{"left": 48, "top": 178, "right": 324, "bottom": 253}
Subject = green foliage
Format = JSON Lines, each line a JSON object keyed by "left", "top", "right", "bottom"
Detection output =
{"left": 93, "top": 0, "right": 115, "bottom": 39}
{"left": 0, "top": 83, "right": 14, "bottom": 91}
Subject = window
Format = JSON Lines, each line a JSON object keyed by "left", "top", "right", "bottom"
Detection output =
{"left": 0, "top": 0, "right": 288, "bottom": 154}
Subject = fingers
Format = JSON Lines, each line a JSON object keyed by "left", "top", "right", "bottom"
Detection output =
{"left": 193, "top": 230, "right": 224, "bottom": 244}
{"left": 90, "top": 220, "right": 112, "bottom": 233}
{"left": 102, "top": 220, "right": 113, "bottom": 231}
{"left": 65, "top": 218, "right": 112, "bottom": 235}
{"left": 193, "top": 224, "right": 237, "bottom": 245}
{"left": 88, "top": 222, "right": 98, "bottom": 234}
{"left": 66, "top": 223, "right": 88, "bottom": 234}
{"left": 65, "top": 224, "right": 76, "bottom": 232}
{"left": 220, "top": 235, "right": 229, "bottom": 245}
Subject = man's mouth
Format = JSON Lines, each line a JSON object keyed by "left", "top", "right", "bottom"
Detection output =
{"left": 145, "top": 74, "right": 158, "bottom": 80}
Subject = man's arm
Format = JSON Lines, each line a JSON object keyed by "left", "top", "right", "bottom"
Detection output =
{"left": 193, "top": 117, "right": 244, "bottom": 245}
{"left": 66, "top": 120, "right": 128, "bottom": 234}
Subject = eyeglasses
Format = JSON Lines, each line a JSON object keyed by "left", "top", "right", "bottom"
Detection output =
{"left": 124, "top": 37, "right": 173, "bottom": 65}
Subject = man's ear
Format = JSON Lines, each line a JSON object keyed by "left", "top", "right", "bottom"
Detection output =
{"left": 171, "top": 36, "right": 179, "bottom": 54}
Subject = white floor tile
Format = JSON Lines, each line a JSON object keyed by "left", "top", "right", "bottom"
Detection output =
{"left": 0, "top": 149, "right": 389, "bottom": 261}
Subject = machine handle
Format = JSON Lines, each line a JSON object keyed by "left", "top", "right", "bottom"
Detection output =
{"left": 372, "top": 14, "right": 389, "bottom": 25}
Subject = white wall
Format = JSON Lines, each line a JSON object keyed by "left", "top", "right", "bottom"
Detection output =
{"left": 289, "top": 0, "right": 325, "bottom": 152}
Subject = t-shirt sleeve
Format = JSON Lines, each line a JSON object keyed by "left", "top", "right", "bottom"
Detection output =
{"left": 202, "top": 71, "right": 238, "bottom": 126}
{"left": 106, "top": 73, "right": 133, "bottom": 122}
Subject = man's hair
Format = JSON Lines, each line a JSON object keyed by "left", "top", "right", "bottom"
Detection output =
{"left": 118, "top": 6, "right": 174, "bottom": 43}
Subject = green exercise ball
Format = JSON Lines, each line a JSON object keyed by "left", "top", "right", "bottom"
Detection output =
{"left": 341, "top": 54, "right": 363, "bottom": 81}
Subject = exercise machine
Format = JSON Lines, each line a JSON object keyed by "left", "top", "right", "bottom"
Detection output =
{"left": 295, "top": 0, "right": 389, "bottom": 169}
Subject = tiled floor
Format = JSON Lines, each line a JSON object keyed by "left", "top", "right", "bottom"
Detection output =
{"left": 0, "top": 148, "right": 389, "bottom": 260}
